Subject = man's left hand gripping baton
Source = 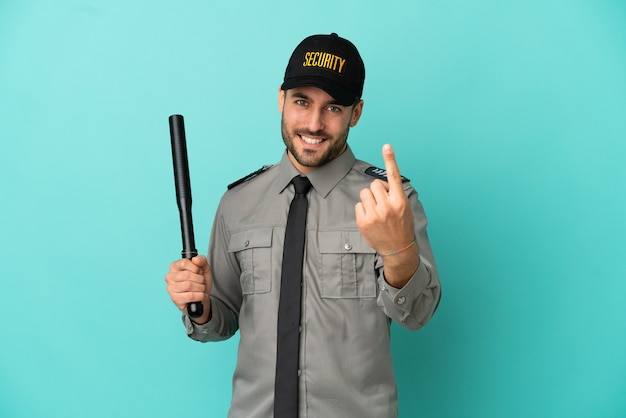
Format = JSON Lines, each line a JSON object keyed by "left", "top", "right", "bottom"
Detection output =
{"left": 169, "top": 114, "right": 203, "bottom": 318}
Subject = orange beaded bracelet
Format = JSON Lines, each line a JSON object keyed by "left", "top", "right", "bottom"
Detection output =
{"left": 380, "top": 235, "right": 417, "bottom": 257}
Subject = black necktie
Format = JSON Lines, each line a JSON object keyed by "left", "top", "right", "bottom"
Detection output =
{"left": 274, "top": 176, "right": 312, "bottom": 418}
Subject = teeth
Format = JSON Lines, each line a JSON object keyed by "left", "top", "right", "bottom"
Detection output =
{"left": 301, "top": 135, "right": 323, "bottom": 145}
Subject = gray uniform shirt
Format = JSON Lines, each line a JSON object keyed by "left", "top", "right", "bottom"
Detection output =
{"left": 183, "top": 146, "right": 441, "bottom": 418}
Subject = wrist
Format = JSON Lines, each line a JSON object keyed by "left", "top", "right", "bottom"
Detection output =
{"left": 380, "top": 235, "right": 417, "bottom": 257}
{"left": 190, "top": 300, "right": 212, "bottom": 325}
{"left": 381, "top": 246, "right": 420, "bottom": 288}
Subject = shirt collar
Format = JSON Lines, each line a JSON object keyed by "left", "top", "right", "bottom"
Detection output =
{"left": 277, "top": 145, "right": 356, "bottom": 198}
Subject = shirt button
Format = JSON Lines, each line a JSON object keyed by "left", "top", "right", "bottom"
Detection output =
{"left": 244, "top": 240, "right": 249, "bottom": 247}
{"left": 396, "top": 296, "right": 406, "bottom": 305}
{"left": 297, "top": 369, "right": 302, "bottom": 377}
{"left": 299, "top": 326, "right": 302, "bottom": 333}
{"left": 344, "top": 242, "right": 352, "bottom": 251}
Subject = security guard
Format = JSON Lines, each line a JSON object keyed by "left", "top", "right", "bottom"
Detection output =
{"left": 166, "top": 33, "right": 441, "bottom": 418}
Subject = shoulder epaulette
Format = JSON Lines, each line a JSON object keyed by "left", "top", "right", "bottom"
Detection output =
{"left": 364, "top": 166, "right": 410, "bottom": 183}
{"left": 227, "top": 165, "right": 273, "bottom": 190}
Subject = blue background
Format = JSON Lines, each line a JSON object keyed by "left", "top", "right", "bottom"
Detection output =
{"left": 1, "top": 1, "right": 625, "bottom": 417}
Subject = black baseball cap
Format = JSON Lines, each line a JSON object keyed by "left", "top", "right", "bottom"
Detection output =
{"left": 281, "top": 33, "right": 365, "bottom": 106}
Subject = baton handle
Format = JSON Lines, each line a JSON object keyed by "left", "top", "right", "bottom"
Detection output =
{"left": 169, "top": 114, "right": 203, "bottom": 318}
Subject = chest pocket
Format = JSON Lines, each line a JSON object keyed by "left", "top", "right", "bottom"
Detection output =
{"left": 318, "top": 230, "right": 377, "bottom": 299}
{"left": 228, "top": 228, "right": 273, "bottom": 295}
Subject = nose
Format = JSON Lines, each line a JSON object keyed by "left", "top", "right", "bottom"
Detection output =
{"left": 305, "top": 108, "right": 325, "bottom": 134}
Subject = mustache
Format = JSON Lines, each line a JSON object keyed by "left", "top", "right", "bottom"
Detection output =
{"left": 296, "top": 129, "right": 330, "bottom": 138}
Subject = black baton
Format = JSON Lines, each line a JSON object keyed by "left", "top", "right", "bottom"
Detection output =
{"left": 169, "top": 114, "right": 203, "bottom": 318}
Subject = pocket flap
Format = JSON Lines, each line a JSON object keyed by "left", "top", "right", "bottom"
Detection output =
{"left": 228, "top": 227, "right": 273, "bottom": 252}
{"left": 318, "top": 230, "right": 375, "bottom": 254}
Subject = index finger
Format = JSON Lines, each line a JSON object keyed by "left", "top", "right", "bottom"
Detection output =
{"left": 382, "top": 144, "right": 404, "bottom": 194}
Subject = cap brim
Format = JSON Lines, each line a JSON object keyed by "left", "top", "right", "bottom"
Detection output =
{"left": 281, "top": 76, "right": 358, "bottom": 106}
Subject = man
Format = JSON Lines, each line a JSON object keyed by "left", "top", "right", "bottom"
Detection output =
{"left": 165, "top": 33, "right": 441, "bottom": 418}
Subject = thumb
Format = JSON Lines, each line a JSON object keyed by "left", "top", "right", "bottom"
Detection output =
{"left": 191, "top": 254, "right": 208, "bottom": 268}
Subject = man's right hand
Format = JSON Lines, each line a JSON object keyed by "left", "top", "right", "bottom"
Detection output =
{"left": 165, "top": 255, "right": 213, "bottom": 325}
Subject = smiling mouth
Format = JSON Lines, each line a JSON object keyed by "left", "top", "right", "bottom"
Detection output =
{"left": 300, "top": 134, "right": 324, "bottom": 145}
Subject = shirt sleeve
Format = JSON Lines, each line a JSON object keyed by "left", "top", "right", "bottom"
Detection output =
{"left": 181, "top": 295, "right": 237, "bottom": 342}
{"left": 376, "top": 187, "right": 441, "bottom": 331}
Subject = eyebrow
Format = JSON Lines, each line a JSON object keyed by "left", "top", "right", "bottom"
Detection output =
{"left": 290, "top": 91, "right": 343, "bottom": 107}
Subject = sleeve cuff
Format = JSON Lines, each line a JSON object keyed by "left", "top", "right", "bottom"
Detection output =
{"left": 378, "top": 257, "right": 432, "bottom": 321}
{"left": 182, "top": 312, "right": 221, "bottom": 340}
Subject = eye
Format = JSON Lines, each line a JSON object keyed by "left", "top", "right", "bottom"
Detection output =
{"left": 295, "top": 99, "right": 308, "bottom": 106}
{"left": 327, "top": 105, "right": 342, "bottom": 113}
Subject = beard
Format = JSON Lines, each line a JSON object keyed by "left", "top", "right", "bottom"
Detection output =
{"left": 281, "top": 115, "right": 351, "bottom": 169}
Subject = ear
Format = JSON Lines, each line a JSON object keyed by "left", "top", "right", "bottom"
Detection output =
{"left": 349, "top": 99, "right": 364, "bottom": 127}
{"left": 278, "top": 87, "right": 285, "bottom": 114}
